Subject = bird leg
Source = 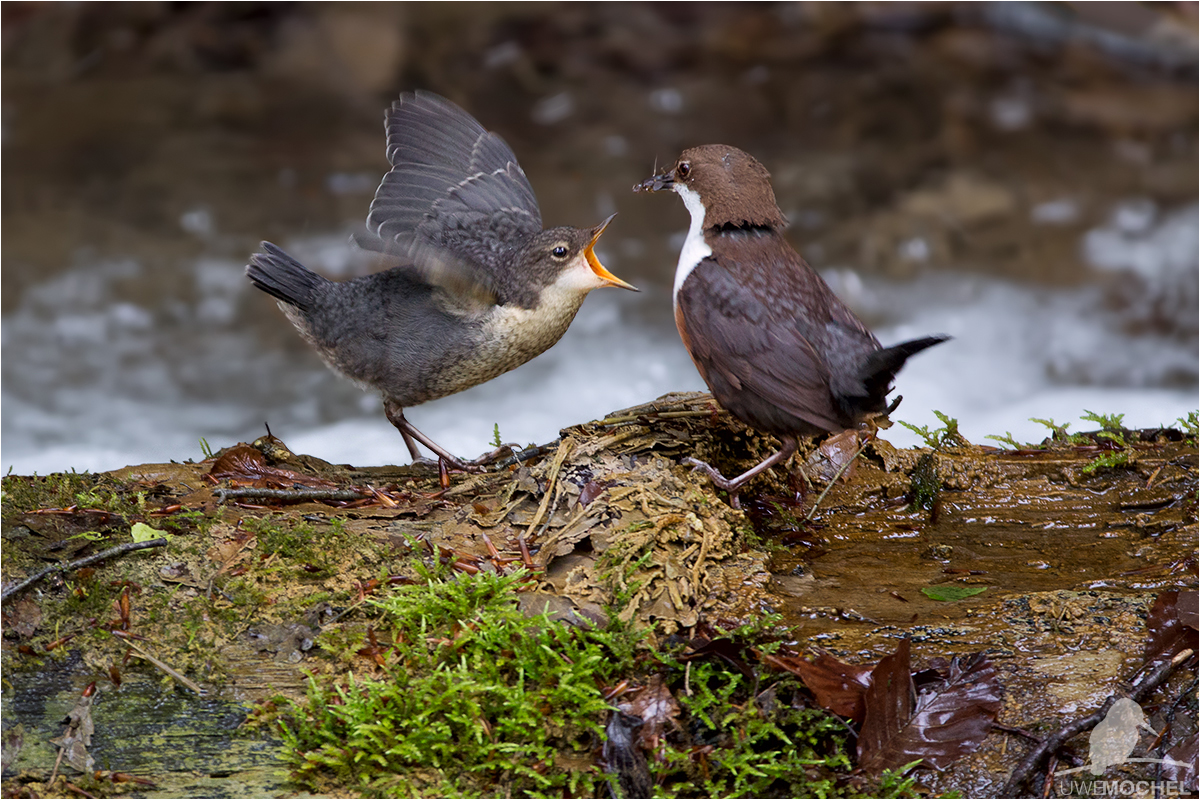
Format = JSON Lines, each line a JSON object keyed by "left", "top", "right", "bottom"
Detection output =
{"left": 684, "top": 436, "right": 799, "bottom": 509}
{"left": 384, "top": 401, "right": 514, "bottom": 473}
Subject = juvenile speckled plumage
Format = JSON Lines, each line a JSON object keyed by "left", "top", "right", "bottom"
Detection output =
{"left": 247, "top": 91, "right": 636, "bottom": 470}
{"left": 637, "top": 145, "right": 947, "bottom": 503}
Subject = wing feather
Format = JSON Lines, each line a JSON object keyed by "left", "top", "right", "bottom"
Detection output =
{"left": 355, "top": 91, "right": 545, "bottom": 312}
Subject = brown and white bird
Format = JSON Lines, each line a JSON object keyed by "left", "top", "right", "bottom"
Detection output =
{"left": 636, "top": 145, "right": 947, "bottom": 502}
{"left": 247, "top": 91, "right": 636, "bottom": 471}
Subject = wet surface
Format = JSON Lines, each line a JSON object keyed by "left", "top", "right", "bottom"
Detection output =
{"left": 1, "top": 390, "right": 1196, "bottom": 794}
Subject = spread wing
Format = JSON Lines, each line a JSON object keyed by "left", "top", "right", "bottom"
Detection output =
{"left": 356, "top": 91, "right": 543, "bottom": 309}
{"left": 676, "top": 241, "right": 880, "bottom": 434}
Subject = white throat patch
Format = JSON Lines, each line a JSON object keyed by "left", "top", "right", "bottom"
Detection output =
{"left": 672, "top": 183, "right": 712, "bottom": 306}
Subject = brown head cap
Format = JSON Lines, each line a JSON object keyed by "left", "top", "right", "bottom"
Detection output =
{"left": 663, "top": 145, "right": 788, "bottom": 230}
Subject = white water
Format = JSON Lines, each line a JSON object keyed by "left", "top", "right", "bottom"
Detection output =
{"left": 2, "top": 203, "right": 1195, "bottom": 475}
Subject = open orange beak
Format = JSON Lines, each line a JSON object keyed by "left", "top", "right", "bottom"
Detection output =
{"left": 585, "top": 214, "right": 638, "bottom": 291}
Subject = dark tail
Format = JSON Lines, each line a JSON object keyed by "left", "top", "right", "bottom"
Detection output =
{"left": 855, "top": 335, "right": 950, "bottom": 414}
{"left": 246, "top": 242, "right": 328, "bottom": 311}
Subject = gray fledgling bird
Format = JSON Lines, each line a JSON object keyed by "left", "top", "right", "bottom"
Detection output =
{"left": 247, "top": 91, "right": 636, "bottom": 471}
{"left": 636, "top": 145, "right": 947, "bottom": 502}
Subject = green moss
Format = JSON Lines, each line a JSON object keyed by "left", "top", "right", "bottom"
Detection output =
{"left": 658, "top": 664, "right": 853, "bottom": 798}
{"left": 276, "top": 568, "right": 631, "bottom": 797}
{"left": 243, "top": 515, "right": 353, "bottom": 579}
{"left": 908, "top": 453, "right": 941, "bottom": 516}
{"left": 897, "top": 411, "right": 967, "bottom": 450}
{"left": 1081, "top": 450, "right": 1131, "bottom": 474}
{"left": 271, "top": 569, "right": 918, "bottom": 799}
{"left": 1177, "top": 410, "right": 1198, "bottom": 440}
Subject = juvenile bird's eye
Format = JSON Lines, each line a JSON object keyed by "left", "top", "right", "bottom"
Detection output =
{"left": 677, "top": 162, "right": 691, "bottom": 178}
{"left": 552, "top": 245, "right": 569, "bottom": 259}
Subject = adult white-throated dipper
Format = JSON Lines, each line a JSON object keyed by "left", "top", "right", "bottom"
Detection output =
{"left": 635, "top": 145, "right": 947, "bottom": 502}
{"left": 247, "top": 91, "right": 637, "bottom": 471}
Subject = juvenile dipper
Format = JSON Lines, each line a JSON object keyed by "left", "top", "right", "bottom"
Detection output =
{"left": 636, "top": 145, "right": 947, "bottom": 502}
{"left": 248, "top": 91, "right": 636, "bottom": 471}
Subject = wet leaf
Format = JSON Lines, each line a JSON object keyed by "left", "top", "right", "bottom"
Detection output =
{"left": 762, "top": 648, "right": 872, "bottom": 723}
{"left": 1161, "top": 733, "right": 1198, "bottom": 787}
{"left": 858, "top": 638, "right": 915, "bottom": 774}
{"left": 921, "top": 585, "right": 988, "bottom": 602}
{"left": 618, "top": 673, "right": 680, "bottom": 751}
{"left": 682, "top": 635, "right": 755, "bottom": 680}
{"left": 208, "top": 444, "right": 339, "bottom": 490}
{"left": 859, "top": 640, "right": 1002, "bottom": 775}
{"left": 1177, "top": 589, "right": 1198, "bottom": 631}
{"left": 1145, "top": 590, "right": 1199, "bottom": 670}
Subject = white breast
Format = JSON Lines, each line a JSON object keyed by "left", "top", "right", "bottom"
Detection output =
{"left": 672, "top": 183, "right": 712, "bottom": 308}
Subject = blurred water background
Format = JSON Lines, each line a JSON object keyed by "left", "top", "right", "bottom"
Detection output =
{"left": 3, "top": 2, "right": 1196, "bottom": 475}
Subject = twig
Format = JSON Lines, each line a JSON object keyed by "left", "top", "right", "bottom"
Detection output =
{"left": 213, "top": 487, "right": 367, "bottom": 504}
{"left": 492, "top": 442, "right": 557, "bottom": 470}
{"left": 598, "top": 410, "right": 711, "bottom": 426}
{"left": 524, "top": 438, "right": 576, "bottom": 538}
{"left": 1001, "top": 648, "right": 1195, "bottom": 796}
{"left": 114, "top": 634, "right": 205, "bottom": 695}
{"left": 2, "top": 538, "right": 168, "bottom": 605}
{"left": 804, "top": 436, "right": 873, "bottom": 521}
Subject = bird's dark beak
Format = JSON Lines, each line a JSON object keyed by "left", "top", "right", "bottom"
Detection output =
{"left": 585, "top": 213, "right": 638, "bottom": 292}
{"left": 633, "top": 170, "right": 674, "bottom": 193}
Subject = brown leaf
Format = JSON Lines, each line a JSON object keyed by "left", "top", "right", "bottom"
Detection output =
{"left": 1161, "top": 733, "right": 1198, "bottom": 787}
{"left": 2, "top": 597, "right": 43, "bottom": 639}
{"left": 859, "top": 640, "right": 1002, "bottom": 775}
{"left": 858, "top": 638, "right": 915, "bottom": 773}
{"left": 1177, "top": 589, "right": 1198, "bottom": 631}
{"left": 762, "top": 648, "right": 872, "bottom": 723}
{"left": 208, "top": 445, "right": 339, "bottom": 490}
{"left": 1145, "top": 590, "right": 1199, "bottom": 671}
{"left": 49, "top": 683, "right": 97, "bottom": 774}
{"left": 618, "top": 673, "right": 681, "bottom": 751}
{"left": 579, "top": 480, "right": 612, "bottom": 506}
{"left": 2, "top": 725, "right": 24, "bottom": 772}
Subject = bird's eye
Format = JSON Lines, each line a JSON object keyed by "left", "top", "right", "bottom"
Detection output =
{"left": 551, "top": 245, "right": 569, "bottom": 259}
{"left": 677, "top": 162, "right": 691, "bottom": 178}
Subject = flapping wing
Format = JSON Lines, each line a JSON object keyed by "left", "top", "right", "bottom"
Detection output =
{"left": 357, "top": 91, "right": 543, "bottom": 306}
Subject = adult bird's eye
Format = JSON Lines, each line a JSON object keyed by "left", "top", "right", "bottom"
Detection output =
{"left": 552, "top": 245, "right": 569, "bottom": 259}
{"left": 677, "top": 162, "right": 691, "bottom": 178}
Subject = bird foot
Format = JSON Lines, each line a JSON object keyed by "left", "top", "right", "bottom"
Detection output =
{"left": 683, "top": 457, "right": 743, "bottom": 509}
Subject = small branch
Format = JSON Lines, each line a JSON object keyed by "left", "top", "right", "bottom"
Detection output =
{"left": 213, "top": 487, "right": 367, "bottom": 504}
{"left": 805, "top": 435, "right": 873, "bottom": 521}
{"left": 2, "top": 538, "right": 168, "bottom": 605}
{"left": 492, "top": 442, "right": 557, "bottom": 470}
{"left": 1001, "top": 648, "right": 1195, "bottom": 796}
{"left": 114, "top": 634, "right": 205, "bottom": 695}
{"left": 524, "top": 438, "right": 575, "bottom": 538}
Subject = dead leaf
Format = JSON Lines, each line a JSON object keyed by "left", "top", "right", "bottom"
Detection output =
{"left": 1145, "top": 590, "right": 1199, "bottom": 672}
{"left": 2, "top": 597, "right": 43, "bottom": 639}
{"left": 617, "top": 674, "right": 681, "bottom": 752}
{"left": 49, "top": 683, "right": 97, "bottom": 774}
{"left": 2, "top": 725, "right": 24, "bottom": 772}
{"left": 858, "top": 639, "right": 1002, "bottom": 775}
{"left": 762, "top": 648, "right": 872, "bottom": 723}
{"left": 208, "top": 445, "right": 339, "bottom": 490}
{"left": 1161, "top": 733, "right": 1198, "bottom": 788}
